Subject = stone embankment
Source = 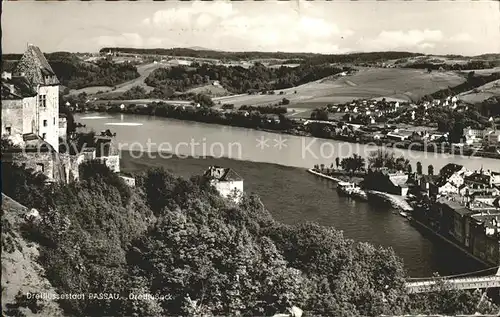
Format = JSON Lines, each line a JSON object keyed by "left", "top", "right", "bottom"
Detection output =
{"left": 366, "top": 190, "right": 413, "bottom": 211}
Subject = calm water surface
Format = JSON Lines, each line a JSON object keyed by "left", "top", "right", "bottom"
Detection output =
{"left": 77, "top": 113, "right": 494, "bottom": 277}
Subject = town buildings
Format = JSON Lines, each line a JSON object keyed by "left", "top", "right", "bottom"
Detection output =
{"left": 412, "top": 163, "right": 500, "bottom": 266}
{"left": 430, "top": 163, "right": 470, "bottom": 196}
{"left": 363, "top": 169, "right": 409, "bottom": 196}
{"left": 203, "top": 166, "right": 244, "bottom": 203}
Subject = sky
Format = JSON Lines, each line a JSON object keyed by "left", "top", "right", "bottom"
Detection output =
{"left": 3, "top": 0, "right": 499, "bottom": 56}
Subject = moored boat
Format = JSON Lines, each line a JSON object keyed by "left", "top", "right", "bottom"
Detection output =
{"left": 351, "top": 188, "right": 368, "bottom": 201}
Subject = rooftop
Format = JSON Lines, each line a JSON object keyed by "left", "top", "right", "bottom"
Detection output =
{"left": 1, "top": 76, "right": 37, "bottom": 100}
{"left": 471, "top": 213, "right": 500, "bottom": 231}
{"left": 436, "top": 196, "right": 473, "bottom": 216}
{"left": 204, "top": 166, "right": 243, "bottom": 182}
{"left": 14, "top": 44, "right": 59, "bottom": 86}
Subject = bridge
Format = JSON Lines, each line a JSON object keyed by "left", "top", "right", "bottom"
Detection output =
{"left": 405, "top": 266, "right": 500, "bottom": 294}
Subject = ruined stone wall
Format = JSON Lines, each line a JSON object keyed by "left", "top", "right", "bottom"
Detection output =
{"left": 59, "top": 153, "right": 84, "bottom": 183}
{"left": 4, "top": 151, "right": 56, "bottom": 181}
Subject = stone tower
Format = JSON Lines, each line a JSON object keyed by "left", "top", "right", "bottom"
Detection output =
{"left": 14, "top": 44, "right": 60, "bottom": 151}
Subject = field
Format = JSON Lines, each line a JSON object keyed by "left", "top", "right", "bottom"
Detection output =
{"left": 68, "top": 85, "right": 113, "bottom": 95}
{"left": 459, "top": 67, "right": 500, "bottom": 76}
{"left": 186, "top": 84, "right": 230, "bottom": 97}
{"left": 213, "top": 67, "right": 466, "bottom": 109}
{"left": 459, "top": 79, "right": 500, "bottom": 104}
{"left": 86, "top": 62, "right": 169, "bottom": 99}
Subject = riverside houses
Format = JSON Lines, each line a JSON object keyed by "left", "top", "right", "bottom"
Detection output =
{"left": 432, "top": 196, "right": 500, "bottom": 266}
{"left": 429, "top": 163, "right": 469, "bottom": 196}
{"left": 363, "top": 169, "right": 409, "bottom": 196}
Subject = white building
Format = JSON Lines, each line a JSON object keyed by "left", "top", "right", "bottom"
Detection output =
{"left": 463, "top": 127, "right": 492, "bottom": 143}
{"left": 204, "top": 166, "right": 244, "bottom": 203}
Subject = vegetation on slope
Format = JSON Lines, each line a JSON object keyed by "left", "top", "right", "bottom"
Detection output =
{"left": 2, "top": 52, "right": 140, "bottom": 90}
{"left": 1, "top": 161, "right": 499, "bottom": 316}
{"left": 421, "top": 71, "right": 500, "bottom": 101}
{"left": 145, "top": 63, "right": 351, "bottom": 94}
{"left": 405, "top": 60, "right": 500, "bottom": 71}
{"left": 1, "top": 194, "right": 65, "bottom": 317}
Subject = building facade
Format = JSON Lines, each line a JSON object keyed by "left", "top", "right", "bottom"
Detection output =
{"left": 11, "top": 44, "right": 60, "bottom": 151}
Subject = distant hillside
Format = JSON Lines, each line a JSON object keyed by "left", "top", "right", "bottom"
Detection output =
{"left": 2, "top": 52, "right": 140, "bottom": 90}
{"left": 421, "top": 71, "right": 500, "bottom": 102}
{"left": 473, "top": 53, "right": 500, "bottom": 60}
{"left": 99, "top": 47, "right": 423, "bottom": 64}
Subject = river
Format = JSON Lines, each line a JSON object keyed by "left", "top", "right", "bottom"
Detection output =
{"left": 76, "top": 113, "right": 500, "bottom": 172}
{"left": 76, "top": 113, "right": 497, "bottom": 277}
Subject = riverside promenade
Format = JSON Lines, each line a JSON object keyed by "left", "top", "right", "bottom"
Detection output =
{"left": 307, "top": 168, "right": 344, "bottom": 182}
{"left": 308, "top": 169, "right": 413, "bottom": 211}
{"left": 366, "top": 190, "right": 414, "bottom": 212}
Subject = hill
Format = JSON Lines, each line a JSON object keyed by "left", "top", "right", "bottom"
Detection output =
{"left": 459, "top": 79, "right": 500, "bottom": 104}
{"left": 394, "top": 54, "right": 500, "bottom": 70}
{"left": 2, "top": 52, "right": 140, "bottom": 90}
{"left": 215, "top": 67, "right": 466, "bottom": 108}
{"left": 100, "top": 47, "right": 423, "bottom": 63}
{"left": 1, "top": 161, "right": 498, "bottom": 316}
{"left": 1, "top": 194, "right": 64, "bottom": 317}
{"left": 422, "top": 71, "right": 500, "bottom": 101}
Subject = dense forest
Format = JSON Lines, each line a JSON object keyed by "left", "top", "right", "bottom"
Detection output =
{"left": 145, "top": 63, "right": 350, "bottom": 93}
{"left": 2, "top": 161, "right": 498, "bottom": 316}
{"left": 100, "top": 47, "right": 424, "bottom": 64}
{"left": 2, "top": 52, "right": 139, "bottom": 90}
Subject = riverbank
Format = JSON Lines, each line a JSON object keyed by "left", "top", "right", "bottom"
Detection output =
{"left": 307, "top": 168, "right": 364, "bottom": 184}
{"left": 409, "top": 217, "right": 494, "bottom": 268}
{"left": 79, "top": 108, "right": 500, "bottom": 160}
{"left": 366, "top": 190, "right": 413, "bottom": 212}
{"left": 118, "top": 150, "right": 484, "bottom": 277}
{"left": 307, "top": 169, "right": 413, "bottom": 211}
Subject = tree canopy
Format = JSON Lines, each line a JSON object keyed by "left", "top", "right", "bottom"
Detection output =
{"left": 1, "top": 162, "right": 497, "bottom": 316}
{"left": 145, "top": 63, "right": 350, "bottom": 94}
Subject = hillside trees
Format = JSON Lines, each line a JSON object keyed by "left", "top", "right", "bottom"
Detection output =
{"left": 340, "top": 154, "right": 366, "bottom": 172}
{"left": 368, "top": 149, "right": 410, "bottom": 172}
{"left": 47, "top": 54, "right": 140, "bottom": 89}
{"left": 2, "top": 162, "right": 498, "bottom": 316}
{"left": 145, "top": 63, "right": 349, "bottom": 94}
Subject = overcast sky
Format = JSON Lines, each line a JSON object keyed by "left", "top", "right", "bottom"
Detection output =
{"left": 3, "top": 0, "right": 499, "bottom": 56}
